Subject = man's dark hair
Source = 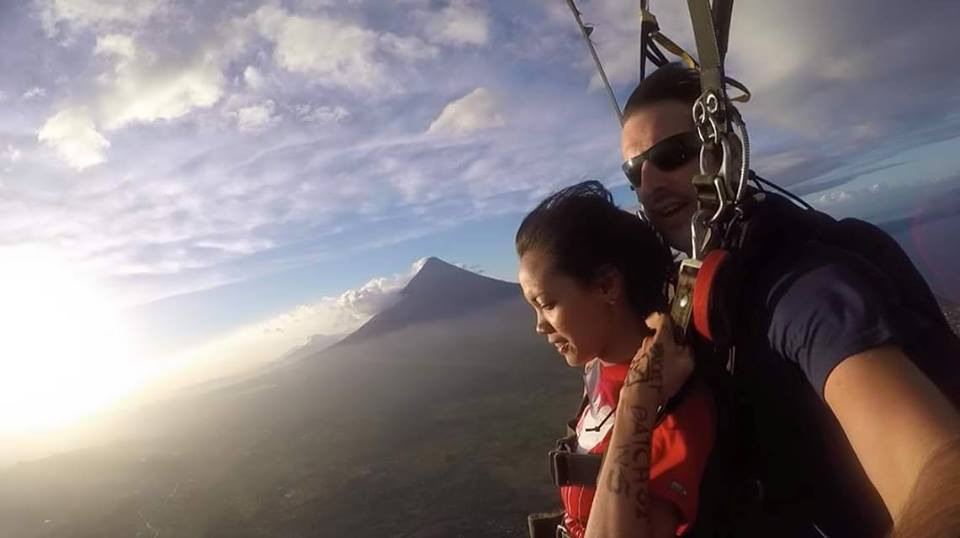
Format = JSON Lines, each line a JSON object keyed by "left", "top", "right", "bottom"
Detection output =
{"left": 515, "top": 180, "right": 674, "bottom": 317}
{"left": 622, "top": 62, "right": 702, "bottom": 123}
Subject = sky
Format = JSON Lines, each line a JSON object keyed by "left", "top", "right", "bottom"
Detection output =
{"left": 1, "top": 0, "right": 959, "bottom": 435}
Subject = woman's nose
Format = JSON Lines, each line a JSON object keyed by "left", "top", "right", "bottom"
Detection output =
{"left": 535, "top": 314, "right": 552, "bottom": 335}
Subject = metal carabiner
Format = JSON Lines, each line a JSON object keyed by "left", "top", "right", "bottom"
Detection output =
{"left": 728, "top": 109, "right": 750, "bottom": 204}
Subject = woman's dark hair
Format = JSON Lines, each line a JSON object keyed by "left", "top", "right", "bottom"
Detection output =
{"left": 515, "top": 181, "right": 674, "bottom": 317}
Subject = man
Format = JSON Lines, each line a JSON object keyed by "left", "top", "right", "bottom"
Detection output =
{"left": 594, "top": 63, "right": 960, "bottom": 537}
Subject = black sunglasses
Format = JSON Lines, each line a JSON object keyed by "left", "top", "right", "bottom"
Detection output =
{"left": 621, "top": 131, "right": 701, "bottom": 189}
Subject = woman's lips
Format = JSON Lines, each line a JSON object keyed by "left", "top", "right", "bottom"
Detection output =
{"left": 555, "top": 342, "right": 570, "bottom": 354}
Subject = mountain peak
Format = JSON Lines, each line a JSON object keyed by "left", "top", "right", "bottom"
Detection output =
{"left": 403, "top": 257, "right": 474, "bottom": 296}
{"left": 416, "top": 256, "right": 458, "bottom": 275}
{"left": 336, "top": 257, "right": 519, "bottom": 346}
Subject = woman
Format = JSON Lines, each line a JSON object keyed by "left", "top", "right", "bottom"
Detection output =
{"left": 516, "top": 181, "right": 716, "bottom": 537}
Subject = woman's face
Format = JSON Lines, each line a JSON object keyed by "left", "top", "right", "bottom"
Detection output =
{"left": 518, "top": 249, "right": 616, "bottom": 367}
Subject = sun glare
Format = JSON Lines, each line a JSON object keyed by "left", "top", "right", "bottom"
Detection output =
{"left": 0, "top": 247, "right": 149, "bottom": 434}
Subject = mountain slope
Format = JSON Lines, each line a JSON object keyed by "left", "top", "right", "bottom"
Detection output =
{"left": 336, "top": 257, "right": 520, "bottom": 346}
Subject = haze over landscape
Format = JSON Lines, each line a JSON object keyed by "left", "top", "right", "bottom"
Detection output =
{"left": 0, "top": 259, "right": 584, "bottom": 537}
{"left": 0, "top": 0, "right": 959, "bottom": 536}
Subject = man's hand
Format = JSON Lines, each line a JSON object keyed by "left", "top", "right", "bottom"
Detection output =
{"left": 824, "top": 344, "right": 960, "bottom": 531}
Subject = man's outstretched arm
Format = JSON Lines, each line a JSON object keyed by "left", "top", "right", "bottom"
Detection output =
{"left": 824, "top": 344, "right": 960, "bottom": 535}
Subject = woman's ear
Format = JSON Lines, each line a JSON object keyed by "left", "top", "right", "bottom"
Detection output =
{"left": 595, "top": 265, "right": 624, "bottom": 306}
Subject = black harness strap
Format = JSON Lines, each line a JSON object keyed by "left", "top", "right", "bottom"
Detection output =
{"left": 526, "top": 509, "right": 565, "bottom": 538}
{"left": 548, "top": 395, "right": 600, "bottom": 487}
{"left": 549, "top": 449, "right": 604, "bottom": 488}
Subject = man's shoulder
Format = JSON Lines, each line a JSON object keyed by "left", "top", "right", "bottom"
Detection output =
{"left": 747, "top": 238, "right": 888, "bottom": 315}
{"left": 735, "top": 238, "right": 900, "bottom": 396}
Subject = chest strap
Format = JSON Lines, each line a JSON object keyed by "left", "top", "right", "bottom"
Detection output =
{"left": 550, "top": 446, "right": 604, "bottom": 487}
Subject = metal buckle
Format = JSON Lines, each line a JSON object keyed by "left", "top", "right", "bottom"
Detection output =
{"left": 670, "top": 258, "right": 702, "bottom": 341}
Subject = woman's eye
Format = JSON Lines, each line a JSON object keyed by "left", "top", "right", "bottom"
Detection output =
{"left": 541, "top": 303, "right": 556, "bottom": 311}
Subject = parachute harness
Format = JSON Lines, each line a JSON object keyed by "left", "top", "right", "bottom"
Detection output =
{"left": 670, "top": 0, "right": 751, "bottom": 340}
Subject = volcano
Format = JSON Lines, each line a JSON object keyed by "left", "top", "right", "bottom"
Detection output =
{"left": 336, "top": 257, "right": 520, "bottom": 346}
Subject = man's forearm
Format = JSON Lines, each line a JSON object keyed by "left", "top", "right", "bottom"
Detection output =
{"left": 584, "top": 344, "right": 664, "bottom": 538}
{"left": 892, "top": 436, "right": 960, "bottom": 538}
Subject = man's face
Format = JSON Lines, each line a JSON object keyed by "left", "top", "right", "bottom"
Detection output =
{"left": 620, "top": 100, "right": 699, "bottom": 252}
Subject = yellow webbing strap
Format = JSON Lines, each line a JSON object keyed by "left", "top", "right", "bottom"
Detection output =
{"left": 725, "top": 76, "right": 751, "bottom": 103}
{"left": 640, "top": 8, "right": 750, "bottom": 103}
{"left": 641, "top": 9, "right": 699, "bottom": 70}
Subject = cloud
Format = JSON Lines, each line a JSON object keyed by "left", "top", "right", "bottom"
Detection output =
{"left": 97, "top": 47, "right": 225, "bottom": 130}
{"left": 380, "top": 33, "right": 440, "bottom": 61}
{"left": 148, "top": 258, "right": 435, "bottom": 389}
{"left": 295, "top": 104, "right": 350, "bottom": 124}
{"left": 4, "top": 145, "right": 21, "bottom": 164}
{"left": 24, "top": 2, "right": 447, "bottom": 171}
{"left": 21, "top": 87, "right": 47, "bottom": 100}
{"left": 418, "top": 0, "right": 490, "bottom": 47}
{"left": 37, "top": 107, "right": 110, "bottom": 170}
{"left": 247, "top": 5, "right": 435, "bottom": 93}
{"left": 426, "top": 87, "right": 505, "bottom": 135}
{"left": 193, "top": 237, "right": 275, "bottom": 255}
{"left": 36, "top": 0, "right": 168, "bottom": 36}
{"left": 816, "top": 190, "right": 852, "bottom": 205}
{"left": 270, "top": 257, "right": 430, "bottom": 335}
{"left": 11, "top": 0, "right": 954, "bottom": 317}
{"left": 94, "top": 33, "right": 135, "bottom": 62}
{"left": 251, "top": 257, "right": 441, "bottom": 344}
{"left": 232, "top": 100, "right": 279, "bottom": 132}
{"left": 19, "top": 76, "right": 608, "bottom": 307}
{"left": 243, "top": 65, "right": 266, "bottom": 90}
{"left": 242, "top": 256, "right": 474, "bottom": 349}
{"left": 335, "top": 275, "right": 407, "bottom": 318}
{"left": 36, "top": 38, "right": 225, "bottom": 167}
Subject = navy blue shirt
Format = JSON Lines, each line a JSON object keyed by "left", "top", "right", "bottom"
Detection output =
{"left": 728, "top": 233, "right": 960, "bottom": 537}
{"left": 764, "top": 243, "right": 899, "bottom": 398}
